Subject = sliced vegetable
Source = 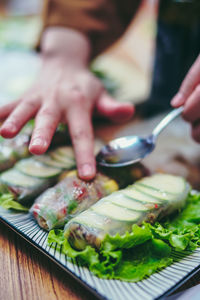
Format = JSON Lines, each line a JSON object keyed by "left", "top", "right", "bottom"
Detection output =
{"left": 0, "top": 169, "right": 52, "bottom": 205}
{"left": 54, "top": 146, "right": 75, "bottom": 160}
{"left": 50, "top": 152, "right": 76, "bottom": 166}
{"left": 0, "top": 125, "right": 31, "bottom": 172}
{"left": 108, "top": 193, "right": 155, "bottom": 211}
{"left": 30, "top": 172, "right": 119, "bottom": 230}
{"left": 35, "top": 155, "right": 75, "bottom": 169}
{"left": 15, "top": 158, "right": 61, "bottom": 178}
{"left": 91, "top": 201, "right": 142, "bottom": 222}
{"left": 48, "top": 189, "right": 200, "bottom": 283}
{"left": 123, "top": 188, "right": 163, "bottom": 204}
{"left": 0, "top": 169, "right": 43, "bottom": 188}
{"left": 134, "top": 184, "right": 176, "bottom": 201}
{"left": 64, "top": 174, "right": 191, "bottom": 250}
{"left": 137, "top": 173, "right": 186, "bottom": 194}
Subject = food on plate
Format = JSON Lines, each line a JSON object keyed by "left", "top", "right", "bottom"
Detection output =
{"left": 0, "top": 123, "right": 72, "bottom": 173}
{"left": 0, "top": 146, "right": 76, "bottom": 207}
{"left": 0, "top": 164, "right": 58, "bottom": 206}
{"left": 0, "top": 139, "right": 120, "bottom": 209}
{"left": 30, "top": 163, "right": 148, "bottom": 230}
{"left": 30, "top": 170, "right": 119, "bottom": 230}
{"left": 15, "top": 158, "right": 62, "bottom": 178}
{"left": 64, "top": 174, "right": 190, "bottom": 250}
{"left": 35, "top": 141, "right": 103, "bottom": 171}
{"left": 48, "top": 173, "right": 199, "bottom": 282}
{"left": 0, "top": 124, "right": 32, "bottom": 172}
{"left": 0, "top": 169, "right": 53, "bottom": 206}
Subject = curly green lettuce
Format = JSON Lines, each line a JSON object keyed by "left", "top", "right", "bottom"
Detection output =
{"left": 48, "top": 192, "right": 200, "bottom": 282}
{"left": 0, "top": 193, "right": 29, "bottom": 212}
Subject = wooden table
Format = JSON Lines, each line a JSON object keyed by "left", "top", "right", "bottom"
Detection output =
{"left": 0, "top": 222, "right": 97, "bottom": 300}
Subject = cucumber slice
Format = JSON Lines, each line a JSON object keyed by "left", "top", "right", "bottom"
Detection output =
{"left": 0, "top": 169, "right": 43, "bottom": 188}
{"left": 123, "top": 188, "right": 163, "bottom": 204}
{"left": 134, "top": 184, "right": 175, "bottom": 201}
{"left": 91, "top": 201, "right": 141, "bottom": 221}
{"left": 16, "top": 158, "right": 61, "bottom": 178}
{"left": 134, "top": 173, "right": 191, "bottom": 203}
{"left": 56, "top": 146, "right": 75, "bottom": 157}
{"left": 35, "top": 155, "right": 75, "bottom": 169}
{"left": 53, "top": 146, "right": 75, "bottom": 160}
{"left": 50, "top": 152, "right": 76, "bottom": 166}
{"left": 108, "top": 193, "right": 155, "bottom": 211}
{"left": 70, "top": 210, "right": 108, "bottom": 230}
{"left": 137, "top": 174, "right": 186, "bottom": 195}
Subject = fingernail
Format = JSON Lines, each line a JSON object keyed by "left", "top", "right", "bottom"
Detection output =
{"left": 80, "top": 164, "right": 95, "bottom": 178}
{"left": 171, "top": 93, "right": 184, "bottom": 106}
{"left": 0, "top": 123, "right": 17, "bottom": 137}
{"left": 31, "top": 138, "right": 47, "bottom": 148}
{"left": 2, "top": 123, "right": 17, "bottom": 133}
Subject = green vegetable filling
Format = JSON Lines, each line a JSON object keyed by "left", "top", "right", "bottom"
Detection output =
{"left": 0, "top": 193, "right": 29, "bottom": 212}
{"left": 47, "top": 192, "right": 200, "bottom": 282}
{"left": 67, "top": 199, "right": 78, "bottom": 214}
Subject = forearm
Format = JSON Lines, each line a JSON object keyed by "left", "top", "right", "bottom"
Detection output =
{"left": 40, "top": 27, "right": 91, "bottom": 66}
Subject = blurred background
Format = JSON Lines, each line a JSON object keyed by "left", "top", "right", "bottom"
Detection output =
{"left": 0, "top": 0, "right": 157, "bottom": 105}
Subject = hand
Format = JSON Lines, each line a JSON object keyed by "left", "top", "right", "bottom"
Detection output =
{"left": 0, "top": 28, "right": 134, "bottom": 180}
{"left": 171, "top": 54, "right": 200, "bottom": 142}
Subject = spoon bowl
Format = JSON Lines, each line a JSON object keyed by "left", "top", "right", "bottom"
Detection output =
{"left": 96, "top": 135, "right": 155, "bottom": 167}
{"left": 96, "top": 107, "right": 183, "bottom": 167}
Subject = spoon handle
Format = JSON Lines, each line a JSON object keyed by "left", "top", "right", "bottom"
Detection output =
{"left": 152, "top": 106, "right": 184, "bottom": 139}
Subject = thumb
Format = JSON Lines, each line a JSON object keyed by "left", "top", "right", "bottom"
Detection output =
{"left": 96, "top": 92, "right": 135, "bottom": 123}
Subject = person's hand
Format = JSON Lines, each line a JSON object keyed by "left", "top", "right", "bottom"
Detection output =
{"left": 0, "top": 28, "right": 134, "bottom": 180}
{"left": 171, "top": 54, "right": 200, "bottom": 142}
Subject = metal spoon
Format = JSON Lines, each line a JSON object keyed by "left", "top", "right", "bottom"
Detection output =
{"left": 96, "top": 106, "right": 184, "bottom": 167}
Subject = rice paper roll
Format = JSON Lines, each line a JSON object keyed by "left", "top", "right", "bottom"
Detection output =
{"left": 0, "top": 152, "right": 64, "bottom": 205}
{"left": 0, "top": 123, "right": 70, "bottom": 173}
{"left": 64, "top": 174, "right": 191, "bottom": 250}
{"left": 30, "top": 171, "right": 119, "bottom": 230}
{"left": 0, "top": 168, "right": 55, "bottom": 205}
{"left": 0, "top": 125, "right": 32, "bottom": 172}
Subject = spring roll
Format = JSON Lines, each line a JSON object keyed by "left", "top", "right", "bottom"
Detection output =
{"left": 0, "top": 123, "right": 72, "bottom": 173}
{"left": 0, "top": 125, "right": 32, "bottom": 172}
{"left": 0, "top": 148, "right": 69, "bottom": 206}
{"left": 64, "top": 174, "right": 191, "bottom": 250}
{"left": 0, "top": 168, "right": 56, "bottom": 206}
{"left": 30, "top": 171, "right": 119, "bottom": 230}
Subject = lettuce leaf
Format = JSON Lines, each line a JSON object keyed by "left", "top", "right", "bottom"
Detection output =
{"left": 47, "top": 192, "right": 200, "bottom": 282}
{"left": 0, "top": 193, "right": 29, "bottom": 212}
{"left": 151, "top": 193, "right": 200, "bottom": 251}
{"left": 48, "top": 224, "right": 172, "bottom": 281}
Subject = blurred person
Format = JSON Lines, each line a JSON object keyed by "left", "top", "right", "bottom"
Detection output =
{"left": 0, "top": 0, "right": 199, "bottom": 181}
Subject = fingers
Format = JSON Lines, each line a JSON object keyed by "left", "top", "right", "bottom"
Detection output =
{"left": 96, "top": 92, "right": 135, "bottom": 123}
{"left": 182, "top": 84, "right": 200, "bottom": 123}
{"left": 0, "top": 99, "right": 39, "bottom": 138}
{"left": 171, "top": 54, "right": 200, "bottom": 107}
{"left": 183, "top": 83, "right": 200, "bottom": 143}
{"left": 0, "top": 100, "right": 20, "bottom": 121}
{"left": 66, "top": 96, "right": 96, "bottom": 181}
{"left": 191, "top": 122, "right": 200, "bottom": 143}
{"left": 29, "top": 101, "right": 61, "bottom": 155}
